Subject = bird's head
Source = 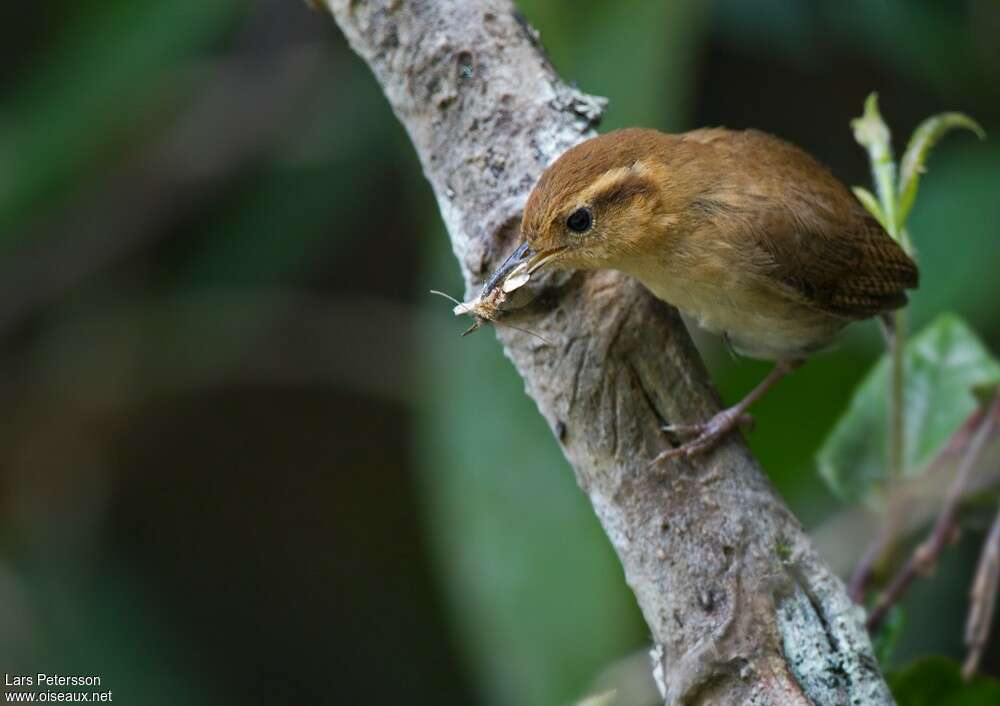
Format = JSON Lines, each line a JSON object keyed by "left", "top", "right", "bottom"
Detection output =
{"left": 484, "top": 128, "right": 678, "bottom": 294}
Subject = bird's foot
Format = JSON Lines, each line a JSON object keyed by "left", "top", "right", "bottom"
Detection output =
{"left": 649, "top": 409, "right": 753, "bottom": 465}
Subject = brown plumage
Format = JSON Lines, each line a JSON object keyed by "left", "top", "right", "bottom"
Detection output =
{"left": 484, "top": 127, "right": 919, "bottom": 458}
{"left": 514, "top": 127, "right": 918, "bottom": 358}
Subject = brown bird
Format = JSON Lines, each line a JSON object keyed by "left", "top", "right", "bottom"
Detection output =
{"left": 484, "top": 127, "right": 919, "bottom": 460}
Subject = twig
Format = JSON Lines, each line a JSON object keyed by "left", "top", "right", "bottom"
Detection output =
{"left": 963, "top": 500, "right": 1000, "bottom": 680}
{"left": 848, "top": 401, "right": 994, "bottom": 602}
{"left": 887, "top": 312, "right": 906, "bottom": 483}
{"left": 848, "top": 532, "right": 891, "bottom": 603}
{"left": 867, "top": 395, "right": 1000, "bottom": 630}
{"left": 855, "top": 100, "right": 911, "bottom": 604}
{"left": 849, "top": 320, "right": 899, "bottom": 601}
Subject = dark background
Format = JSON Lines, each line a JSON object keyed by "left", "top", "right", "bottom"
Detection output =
{"left": 1, "top": 1, "right": 999, "bottom": 704}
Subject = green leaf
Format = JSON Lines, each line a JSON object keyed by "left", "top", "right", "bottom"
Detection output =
{"left": 851, "top": 93, "right": 900, "bottom": 239}
{"left": 890, "top": 657, "right": 1000, "bottom": 706}
{"left": 898, "top": 113, "right": 986, "bottom": 225}
{"left": 818, "top": 314, "right": 1000, "bottom": 503}
{"left": 852, "top": 93, "right": 893, "bottom": 156}
{"left": 852, "top": 185, "right": 887, "bottom": 228}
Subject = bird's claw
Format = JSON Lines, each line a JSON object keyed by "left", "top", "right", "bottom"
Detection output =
{"left": 650, "top": 410, "right": 753, "bottom": 466}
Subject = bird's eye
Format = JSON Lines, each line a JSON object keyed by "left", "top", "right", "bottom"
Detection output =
{"left": 566, "top": 207, "right": 593, "bottom": 233}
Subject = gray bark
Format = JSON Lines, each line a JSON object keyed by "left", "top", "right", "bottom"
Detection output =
{"left": 322, "top": 1, "right": 893, "bottom": 704}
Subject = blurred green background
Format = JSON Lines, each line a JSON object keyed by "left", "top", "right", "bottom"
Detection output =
{"left": 1, "top": 1, "right": 998, "bottom": 704}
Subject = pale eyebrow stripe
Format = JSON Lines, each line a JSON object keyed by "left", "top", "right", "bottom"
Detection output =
{"left": 579, "top": 166, "right": 633, "bottom": 203}
{"left": 584, "top": 165, "right": 656, "bottom": 210}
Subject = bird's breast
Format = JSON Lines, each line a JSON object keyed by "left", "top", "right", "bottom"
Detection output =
{"left": 626, "top": 258, "right": 846, "bottom": 361}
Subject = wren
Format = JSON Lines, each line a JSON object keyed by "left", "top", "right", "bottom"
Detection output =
{"left": 482, "top": 127, "right": 918, "bottom": 460}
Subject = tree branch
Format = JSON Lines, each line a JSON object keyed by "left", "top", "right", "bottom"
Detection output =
{"left": 321, "top": 1, "right": 892, "bottom": 704}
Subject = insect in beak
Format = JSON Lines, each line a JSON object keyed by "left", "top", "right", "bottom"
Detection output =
{"left": 481, "top": 241, "right": 566, "bottom": 298}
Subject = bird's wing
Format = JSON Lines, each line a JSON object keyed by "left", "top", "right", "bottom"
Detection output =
{"left": 699, "top": 129, "right": 919, "bottom": 319}
{"left": 753, "top": 211, "right": 919, "bottom": 319}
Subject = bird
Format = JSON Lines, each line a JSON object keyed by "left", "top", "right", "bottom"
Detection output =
{"left": 481, "top": 127, "right": 919, "bottom": 460}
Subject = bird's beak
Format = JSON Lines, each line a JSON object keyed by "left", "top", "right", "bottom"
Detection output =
{"left": 481, "top": 241, "right": 566, "bottom": 296}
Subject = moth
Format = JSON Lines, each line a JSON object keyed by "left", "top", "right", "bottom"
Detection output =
{"left": 433, "top": 261, "right": 540, "bottom": 338}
